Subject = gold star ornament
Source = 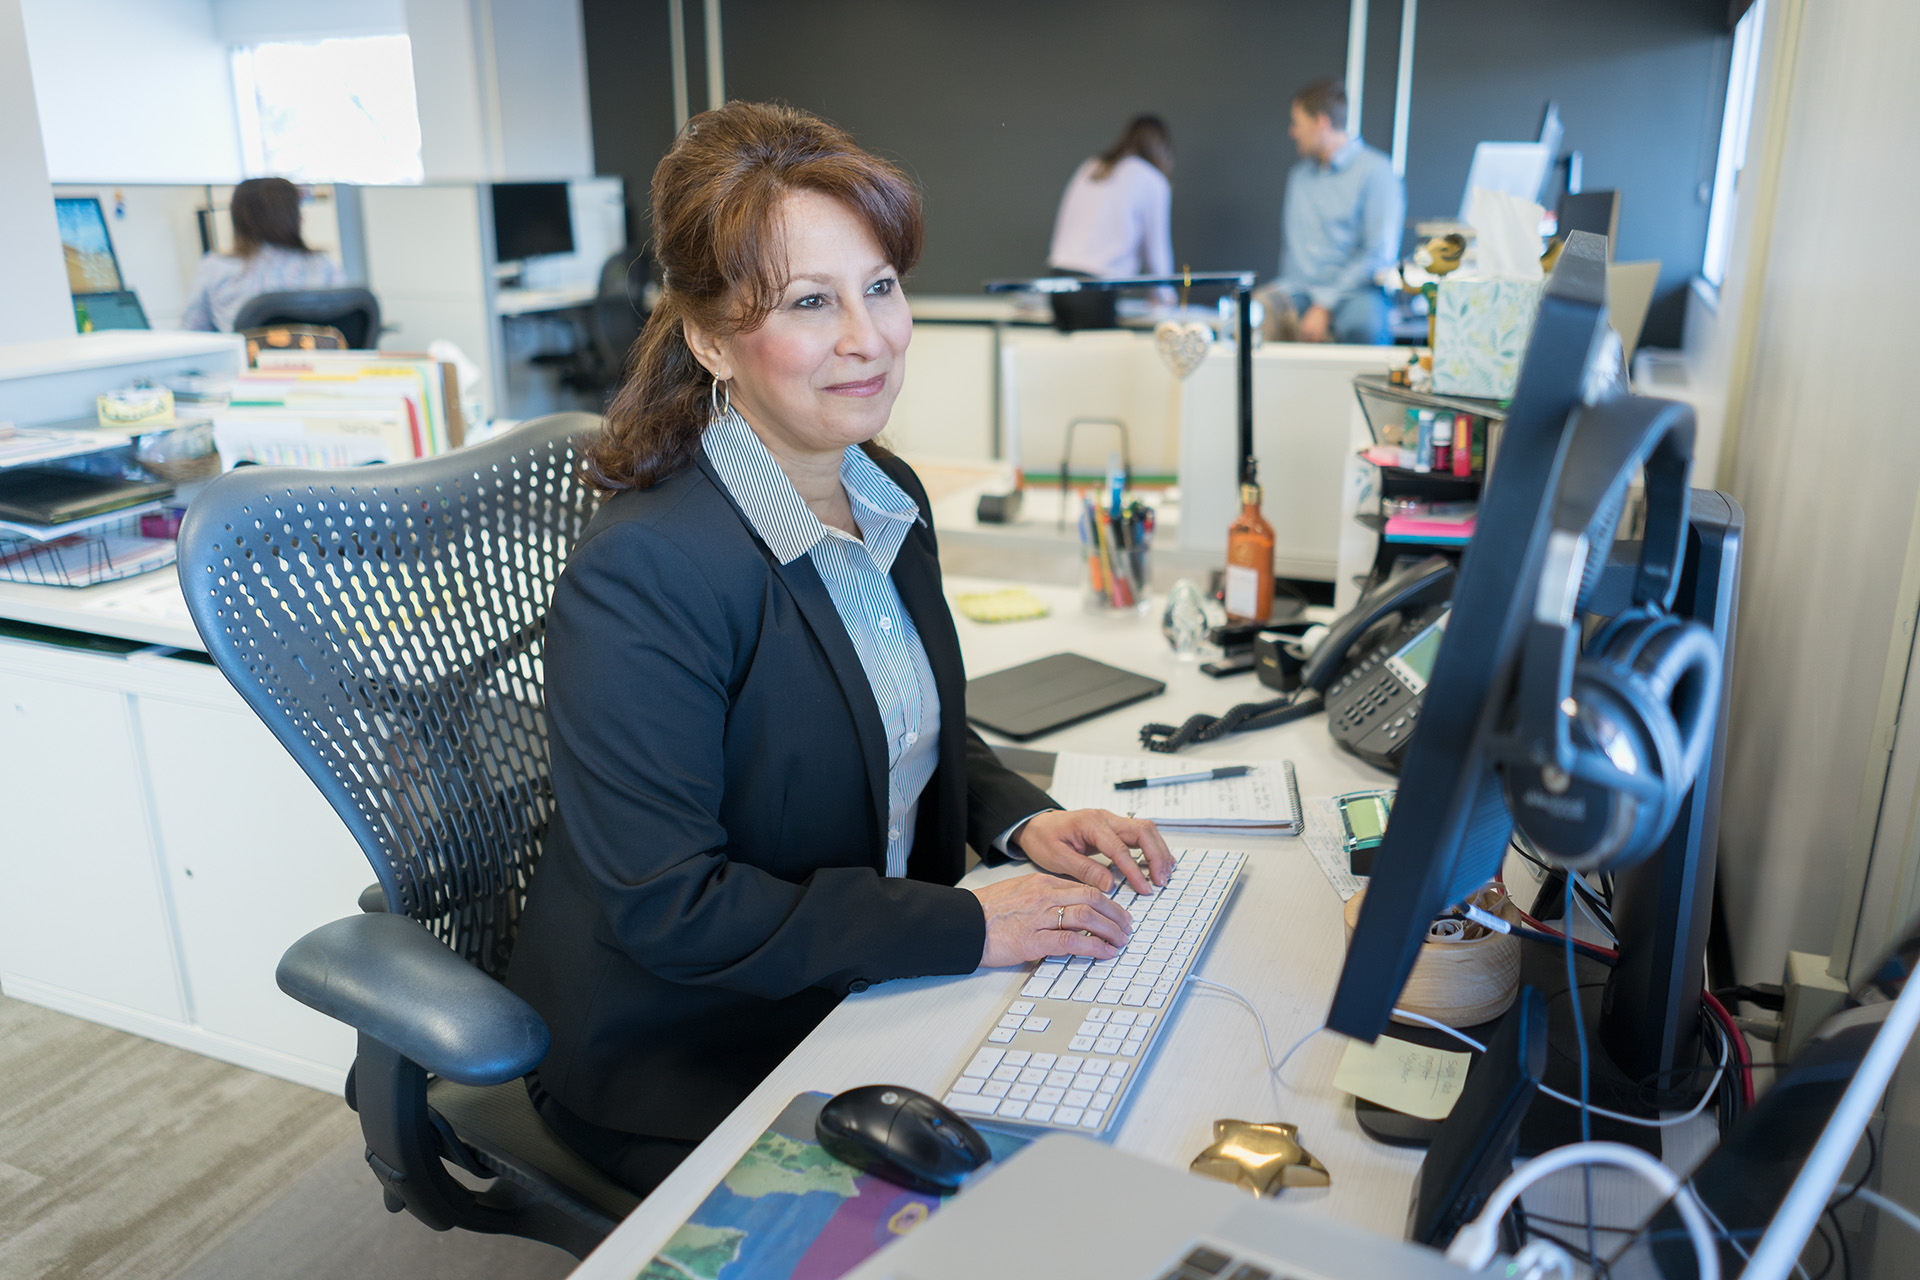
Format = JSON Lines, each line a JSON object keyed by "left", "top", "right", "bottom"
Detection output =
{"left": 1189, "top": 1119, "right": 1330, "bottom": 1197}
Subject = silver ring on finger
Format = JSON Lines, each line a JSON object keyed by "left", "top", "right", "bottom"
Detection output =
{"left": 1057, "top": 906, "right": 1065, "bottom": 929}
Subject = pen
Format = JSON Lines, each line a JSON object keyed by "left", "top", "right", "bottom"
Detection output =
{"left": 1114, "top": 765, "right": 1253, "bottom": 791}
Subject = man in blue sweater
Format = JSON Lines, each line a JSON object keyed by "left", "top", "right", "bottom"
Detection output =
{"left": 1275, "top": 79, "right": 1405, "bottom": 345}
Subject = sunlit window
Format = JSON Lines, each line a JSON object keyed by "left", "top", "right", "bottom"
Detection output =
{"left": 232, "top": 35, "right": 424, "bottom": 186}
{"left": 1702, "top": 1, "right": 1766, "bottom": 289}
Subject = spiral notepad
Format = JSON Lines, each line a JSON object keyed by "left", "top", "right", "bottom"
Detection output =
{"left": 1048, "top": 754, "right": 1303, "bottom": 836}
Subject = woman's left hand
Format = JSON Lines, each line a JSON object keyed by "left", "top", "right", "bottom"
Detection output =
{"left": 1014, "top": 809, "right": 1174, "bottom": 896}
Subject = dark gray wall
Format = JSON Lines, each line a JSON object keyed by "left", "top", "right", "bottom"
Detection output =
{"left": 719, "top": 0, "right": 1349, "bottom": 294}
{"left": 580, "top": 0, "right": 1732, "bottom": 344}
{"left": 578, "top": 0, "right": 682, "bottom": 249}
{"left": 1396, "top": 0, "right": 1732, "bottom": 347}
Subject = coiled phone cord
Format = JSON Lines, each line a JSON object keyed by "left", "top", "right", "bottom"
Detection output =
{"left": 1139, "top": 691, "right": 1324, "bottom": 753}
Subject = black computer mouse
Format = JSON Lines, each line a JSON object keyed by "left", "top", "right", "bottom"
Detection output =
{"left": 815, "top": 1084, "right": 992, "bottom": 1195}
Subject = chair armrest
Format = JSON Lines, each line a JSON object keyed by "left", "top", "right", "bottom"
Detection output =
{"left": 277, "top": 913, "right": 550, "bottom": 1087}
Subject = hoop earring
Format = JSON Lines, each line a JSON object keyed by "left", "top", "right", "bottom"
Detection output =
{"left": 709, "top": 376, "right": 731, "bottom": 421}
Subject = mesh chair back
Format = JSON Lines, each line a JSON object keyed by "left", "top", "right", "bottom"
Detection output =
{"left": 232, "top": 287, "right": 382, "bottom": 349}
{"left": 178, "top": 415, "right": 601, "bottom": 977}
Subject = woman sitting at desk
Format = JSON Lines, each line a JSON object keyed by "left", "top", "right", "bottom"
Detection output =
{"left": 180, "top": 177, "right": 343, "bottom": 332}
{"left": 505, "top": 101, "right": 1173, "bottom": 1197}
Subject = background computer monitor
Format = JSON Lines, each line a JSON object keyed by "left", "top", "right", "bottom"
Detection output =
{"left": 55, "top": 196, "right": 124, "bottom": 294}
{"left": 75, "top": 290, "right": 150, "bottom": 331}
{"left": 491, "top": 182, "right": 574, "bottom": 263}
{"left": 1457, "top": 142, "right": 1555, "bottom": 220}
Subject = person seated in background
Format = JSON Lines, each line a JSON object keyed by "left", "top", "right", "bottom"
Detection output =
{"left": 1273, "top": 79, "right": 1403, "bottom": 345}
{"left": 1045, "top": 115, "right": 1175, "bottom": 329}
{"left": 180, "top": 177, "right": 344, "bottom": 332}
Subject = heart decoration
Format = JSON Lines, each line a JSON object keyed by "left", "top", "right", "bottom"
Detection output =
{"left": 1153, "top": 320, "right": 1214, "bottom": 379}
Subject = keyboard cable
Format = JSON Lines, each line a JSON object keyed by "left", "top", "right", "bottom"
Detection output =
{"left": 1181, "top": 975, "right": 1728, "bottom": 1129}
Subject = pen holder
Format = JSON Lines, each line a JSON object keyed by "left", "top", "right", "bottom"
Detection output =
{"left": 1080, "top": 499, "right": 1154, "bottom": 613}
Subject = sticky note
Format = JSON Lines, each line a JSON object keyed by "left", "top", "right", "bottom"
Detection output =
{"left": 1331, "top": 1034, "right": 1471, "bottom": 1121}
{"left": 953, "top": 588, "right": 1050, "bottom": 623}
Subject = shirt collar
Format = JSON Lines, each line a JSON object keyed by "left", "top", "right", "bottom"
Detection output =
{"left": 1324, "top": 135, "right": 1363, "bottom": 172}
{"left": 701, "top": 408, "right": 924, "bottom": 570}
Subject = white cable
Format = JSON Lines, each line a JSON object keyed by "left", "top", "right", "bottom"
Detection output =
{"left": 1507, "top": 1239, "right": 1576, "bottom": 1280}
{"left": 1390, "top": 1006, "right": 1727, "bottom": 1129}
{"left": 1196, "top": 990, "right": 1728, "bottom": 1130}
{"left": 1854, "top": 1186, "right": 1920, "bottom": 1241}
{"left": 1185, "top": 976, "right": 1284, "bottom": 1071}
{"left": 1444, "top": 1141, "right": 1720, "bottom": 1280}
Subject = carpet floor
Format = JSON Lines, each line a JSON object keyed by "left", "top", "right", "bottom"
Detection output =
{"left": 0, "top": 995, "right": 573, "bottom": 1280}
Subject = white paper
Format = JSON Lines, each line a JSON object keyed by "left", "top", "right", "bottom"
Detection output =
{"left": 1048, "top": 753, "right": 1294, "bottom": 831}
{"left": 1304, "top": 795, "right": 1366, "bottom": 900}
{"left": 92, "top": 573, "right": 195, "bottom": 627}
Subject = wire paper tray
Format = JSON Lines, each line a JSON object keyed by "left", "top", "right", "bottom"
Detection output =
{"left": 0, "top": 518, "right": 178, "bottom": 587}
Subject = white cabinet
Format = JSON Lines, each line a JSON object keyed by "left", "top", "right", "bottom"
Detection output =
{"left": 0, "top": 636, "right": 369, "bottom": 1092}
{"left": 136, "top": 692, "right": 364, "bottom": 1077}
{"left": 0, "top": 658, "right": 187, "bottom": 1023}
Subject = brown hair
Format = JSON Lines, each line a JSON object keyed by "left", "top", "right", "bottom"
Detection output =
{"left": 588, "top": 102, "right": 924, "bottom": 491}
{"left": 1092, "top": 115, "right": 1173, "bottom": 181}
{"left": 230, "top": 178, "right": 310, "bottom": 257}
{"left": 1293, "top": 79, "right": 1349, "bottom": 132}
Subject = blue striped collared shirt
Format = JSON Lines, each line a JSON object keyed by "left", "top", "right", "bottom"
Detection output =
{"left": 703, "top": 409, "right": 941, "bottom": 878}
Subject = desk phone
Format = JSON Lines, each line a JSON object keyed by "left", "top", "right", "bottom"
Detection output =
{"left": 1325, "top": 607, "right": 1449, "bottom": 770}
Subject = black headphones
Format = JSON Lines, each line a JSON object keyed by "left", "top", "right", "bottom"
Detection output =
{"left": 1498, "top": 396, "right": 1722, "bottom": 873}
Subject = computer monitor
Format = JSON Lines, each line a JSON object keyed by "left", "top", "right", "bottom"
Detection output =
{"left": 491, "top": 182, "right": 574, "bottom": 263}
{"left": 75, "top": 290, "right": 149, "bottom": 331}
{"left": 1537, "top": 102, "right": 1564, "bottom": 166}
{"left": 1329, "top": 231, "right": 1618, "bottom": 1045}
{"left": 1457, "top": 142, "right": 1554, "bottom": 221}
{"left": 55, "top": 196, "right": 124, "bottom": 294}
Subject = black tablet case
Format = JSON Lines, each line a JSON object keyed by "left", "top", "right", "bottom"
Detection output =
{"left": 0, "top": 467, "right": 172, "bottom": 525}
{"left": 965, "top": 652, "right": 1165, "bottom": 742}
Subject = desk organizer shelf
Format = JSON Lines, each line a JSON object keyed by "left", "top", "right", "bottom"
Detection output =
{"left": 0, "top": 507, "right": 176, "bottom": 587}
{"left": 1346, "top": 374, "right": 1508, "bottom": 591}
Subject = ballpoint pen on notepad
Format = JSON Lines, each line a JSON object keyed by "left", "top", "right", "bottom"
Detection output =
{"left": 1114, "top": 765, "right": 1252, "bottom": 791}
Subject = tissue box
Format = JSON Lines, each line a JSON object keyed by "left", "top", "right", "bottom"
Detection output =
{"left": 1432, "top": 279, "right": 1544, "bottom": 399}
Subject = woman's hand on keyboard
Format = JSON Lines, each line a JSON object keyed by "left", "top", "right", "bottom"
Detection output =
{"left": 1014, "top": 809, "right": 1174, "bottom": 896}
{"left": 969, "top": 874, "right": 1132, "bottom": 967}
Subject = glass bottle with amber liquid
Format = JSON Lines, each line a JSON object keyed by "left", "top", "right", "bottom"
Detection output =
{"left": 1224, "top": 480, "right": 1275, "bottom": 623}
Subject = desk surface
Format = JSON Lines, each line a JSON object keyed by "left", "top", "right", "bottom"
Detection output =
{"left": 569, "top": 575, "right": 1717, "bottom": 1276}
{"left": 569, "top": 575, "right": 1423, "bottom": 1277}
{"left": 495, "top": 284, "right": 599, "bottom": 317}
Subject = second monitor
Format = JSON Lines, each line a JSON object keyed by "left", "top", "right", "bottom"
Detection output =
{"left": 491, "top": 182, "right": 575, "bottom": 264}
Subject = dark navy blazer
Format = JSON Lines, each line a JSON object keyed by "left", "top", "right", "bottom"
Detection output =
{"left": 506, "top": 448, "right": 1055, "bottom": 1141}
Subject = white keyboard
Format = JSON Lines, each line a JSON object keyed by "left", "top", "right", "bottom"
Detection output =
{"left": 939, "top": 848, "right": 1247, "bottom": 1135}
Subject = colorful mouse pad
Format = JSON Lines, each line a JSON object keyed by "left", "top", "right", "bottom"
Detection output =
{"left": 637, "top": 1092, "right": 1029, "bottom": 1280}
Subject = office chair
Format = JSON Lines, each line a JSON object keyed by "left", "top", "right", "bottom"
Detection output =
{"left": 232, "top": 287, "right": 383, "bottom": 349}
{"left": 176, "top": 413, "right": 636, "bottom": 1257}
{"left": 588, "top": 248, "right": 649, "bottom": 377}
{"left": 547, "top": 249, "right": 651, "bottom": 396}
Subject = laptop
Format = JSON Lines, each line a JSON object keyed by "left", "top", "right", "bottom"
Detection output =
{"left": 850, "top": 910, "right": 1920, "bottom": 1280}
{"left": 966, "top": 652, "right": 1166, "bottom": 742}
{"left": 843, "top": 1134, "right": 1477, "bottom": 1280}
{"left": 75, "top": 289, "right": 150, "bottom": 331}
